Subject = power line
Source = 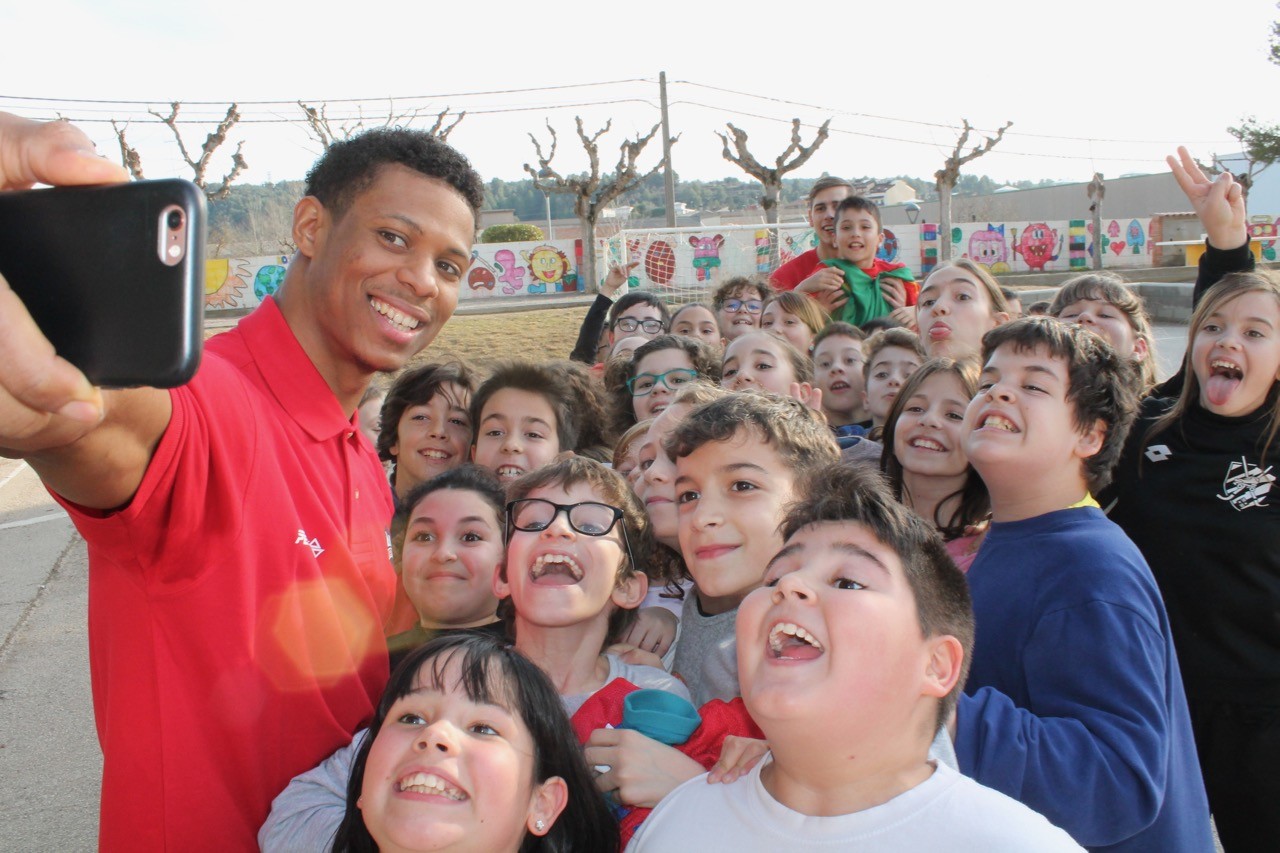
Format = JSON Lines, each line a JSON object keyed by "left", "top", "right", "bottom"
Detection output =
{"left": 0, "top": 98, "right": 661, "bottom": 125}
{"left": 0, "top": 78, "right": 650, "bottom": 107}
{"left": 670, "top": 101, "right": 1173, "bottom": 165}
{"left": 672, "top": 79, "right": 1235, "bottom": 147}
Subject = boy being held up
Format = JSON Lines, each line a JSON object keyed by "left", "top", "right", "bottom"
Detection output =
{"left": 630, "top": 465, "right": 1081, "bottom": 851}
{"left": 956, "top": 317, "right": 1213, "bottom": 851}
{"left": 824, "top": 196, "right": 918, "bottom": 327}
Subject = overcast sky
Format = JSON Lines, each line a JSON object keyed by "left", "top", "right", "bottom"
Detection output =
{"left": 2, "top": 0, "right": 1274, "bottom": 189}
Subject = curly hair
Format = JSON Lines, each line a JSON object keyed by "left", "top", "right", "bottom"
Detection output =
{"left": 668, "top": 391, "right": 839, "bottom": 473}
{"left": 710, "top": 275, "right": 773, "bottom": 310}
{"left": 304, "top": 127, "right": 485, "bottom": 222}
{"left": 980, "top": 317, "right": 1139, "bottom": 493}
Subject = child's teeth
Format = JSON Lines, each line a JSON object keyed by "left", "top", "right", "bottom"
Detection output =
{"left": 398, "top": 772, "right": 466, "bottom": 800}
{"left": 768, "top": 622, "right": 823, "bottom": 652}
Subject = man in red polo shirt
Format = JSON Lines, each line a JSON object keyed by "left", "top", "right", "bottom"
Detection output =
{"left": 0, "top": 113, "right": 483, "bottom": 850}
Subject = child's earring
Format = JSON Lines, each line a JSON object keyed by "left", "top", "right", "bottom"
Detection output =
{"left": 535, "top": 819, "right": 546, "bottom": 833}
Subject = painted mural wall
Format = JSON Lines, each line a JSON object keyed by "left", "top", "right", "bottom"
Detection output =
{"left": 202, "top": 216, "right": 1280, "bottom": 313}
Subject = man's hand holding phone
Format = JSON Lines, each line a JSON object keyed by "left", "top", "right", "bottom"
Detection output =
{"left": 0, "top": 114, "right": 129, "bottom": 449}
{"left": 0, "top": 113, "right": 170, "bottom": 510}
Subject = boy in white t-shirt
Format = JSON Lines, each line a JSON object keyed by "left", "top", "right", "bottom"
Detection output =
{"left": 629, "top": 465, "right": 1081, "bottom": 852}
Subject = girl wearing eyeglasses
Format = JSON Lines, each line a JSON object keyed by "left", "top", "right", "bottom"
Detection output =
{"left": 497, "top": 456, "right": 692, "bottom": 714}
{"left": 710, "top": 275, "right": 773, "bottom": 343}
{"left": 607, "top": 335, "right": 720, "bottom": 442}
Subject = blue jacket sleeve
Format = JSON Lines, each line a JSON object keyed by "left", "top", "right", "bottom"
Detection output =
{"left": 258, "top": 729, "right": 364, "bottom": 852}
{"left": 955, "top": 601, "right": 1169, "bottom": 848}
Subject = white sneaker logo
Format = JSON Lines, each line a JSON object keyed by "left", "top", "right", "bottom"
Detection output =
{"left": 1218, "top": 457, "right": 1274, "bottom": 511}
{"left": 1145, "top": 444, "right": 1172, "bottom": 462}
{"left": 295, "top": 529, "right": 325, "bottom": 558}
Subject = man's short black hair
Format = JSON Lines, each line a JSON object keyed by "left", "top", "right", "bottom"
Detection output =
{"left": 304, "top": 128, "right": 485, "bottom": 223}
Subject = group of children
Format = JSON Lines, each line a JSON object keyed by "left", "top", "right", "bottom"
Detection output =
{"left": 261, "top": 151, "right": 1277, "bottom": 852}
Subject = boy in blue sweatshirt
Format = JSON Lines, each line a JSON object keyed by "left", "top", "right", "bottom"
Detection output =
{"left": 955, "top": 318, "right": 1213, "bottom": 852}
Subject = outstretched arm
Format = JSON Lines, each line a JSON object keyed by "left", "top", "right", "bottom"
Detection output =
{"left": 0, "top": 113, "right": 171, "bottom": 509}
{"left": 568, "top": 261, "right": 638, "bottom": 364}
{"left": 1152, "top": 147, "right": 1256, "bottom": 397}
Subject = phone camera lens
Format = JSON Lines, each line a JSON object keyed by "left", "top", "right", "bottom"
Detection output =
{"left": 167, "top": 210, "right": 183, "bottom": 230}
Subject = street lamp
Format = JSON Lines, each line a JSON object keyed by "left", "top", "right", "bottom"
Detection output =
{"left": 537, "top": 168, "right": 555, "bottom": 240}
{"left": 905, "top": 201, "right": 921, "bottom": 225}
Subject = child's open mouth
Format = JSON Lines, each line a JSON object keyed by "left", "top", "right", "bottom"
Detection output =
{"left": 768, "top": 622, "right": 824, "bottom": 660}
{"left": 530, "top": 554, "right": 583, "bottom": 585}
{"left": 909, "top": 436, "right": 948, "bottom": 452}
{"left": 496, "top": 465, "right": 525, "bottom": 482}
{"left": 829, "top": 380, "right": 850, "bottom": 393}
{"left": 1204, "top": 359, "right": 1244, "bottom": 406}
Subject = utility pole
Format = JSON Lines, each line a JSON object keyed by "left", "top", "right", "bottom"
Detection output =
{"left": 1087, "top": 172, "right": 1105, "bottom": 271}
{"left": 660, "top": 71, "right": 677, "bottom": 228}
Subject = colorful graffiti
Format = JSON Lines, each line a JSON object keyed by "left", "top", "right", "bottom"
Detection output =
{"left": 964, "top": 224, "right": 1009, "bottom": 273}
{"left": 468, "top": 251, "right": 499, "bottom": 292}
{"left": 205, "top": 258, "right": 250, "bottom": 309}
{"left": 1126, "top": 219, "right": 1146, "bottom": 255}
{"left": 1068, "top": 220, "right": 1088, "bottom": 269}
{"left": 493, "top": 249, "right": 526, "bottom": 295}
{"left": 521, "top": 244, "right": 577, "bottom": 294}
{"left": 689, "top": 234, "right": 725, "bottom": 282}
{"left": 877, "top": 228, "right": 900, "bottom": 264}
{"left": 1011, "top": 223, "right": 1062, "bottom": 272}
{"left": 644, "top": 240, "right": 677, "bottom": 286}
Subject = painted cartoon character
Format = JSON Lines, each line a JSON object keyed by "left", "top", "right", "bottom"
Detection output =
{"left": 689, "top": 234, "right": 725, "bottom": 282}
{"left": 1126, "top": 220, "right": 1146, "bottom": 255}
{"left": 1011, "top": 223, "right": 1062, "bottom": 272}
{"left": 521, "top": 244, "right": 575, "bottom": 294}
{"left": 493, "top": 249, "right": 526, "bottom": 295}
{"left": 965, "top": 224, "right": 1010, "bottom": 273}
{"left": 467, "top": 250, "right": 499, "bottom": 292}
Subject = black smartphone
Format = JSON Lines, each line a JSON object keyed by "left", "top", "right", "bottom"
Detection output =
{"left": 0, "top": 179, "right": 205, "bottom": 388}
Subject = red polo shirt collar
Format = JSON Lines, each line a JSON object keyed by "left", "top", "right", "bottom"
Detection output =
{"left": 240, "top": 296, "right": 355, "bottom": 442}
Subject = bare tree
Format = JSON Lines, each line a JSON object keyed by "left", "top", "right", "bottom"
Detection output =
{"left": 298, "top": 101, "right": 465, "bottom": 150}
{"left": 716, "top": 118, "right": 831, "bottom": 225}
{"left": 110, "top": 120, "right": 145, "bottom": 180}
{"left": 151, "top": 103, "right": 249, "bottom": 200}
{"left": 1087, "top": 172, "right": 1105, "bottom": 270}
{"left": 524, "top": 118, "right": 672, "bottom": 292}
{"left": 1222, "top": 117, "right": 1280, "bottom": 202}
{"left": 934, "top": 119, "right": 1011, "bottom": 261}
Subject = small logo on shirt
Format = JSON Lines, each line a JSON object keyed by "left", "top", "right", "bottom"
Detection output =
{"left": 386, "top": 529, "right": 394, "bottom": 561}
{"left": 1144, "top": 444, "right": 1172, "bottom": 462}
{"left": 1217, "top": 457, "right": 1274, "bottom": 511}
{"left": 295, "top": 529, "right": 325, "bottom": 558}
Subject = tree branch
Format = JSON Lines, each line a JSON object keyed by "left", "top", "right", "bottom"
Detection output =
{"left": 110, "top": 120, "right": 144, "bottom": 180}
